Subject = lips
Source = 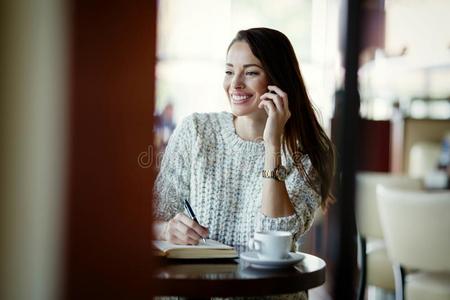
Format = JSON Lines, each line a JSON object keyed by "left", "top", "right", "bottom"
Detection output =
{"left": 230, "top": 93, "right": 253, "bottom": 104}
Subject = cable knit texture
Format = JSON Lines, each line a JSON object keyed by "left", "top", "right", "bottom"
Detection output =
{"left": 154, "top": 111, "right": 321, "bottom": 248}
{"left": 153, "top": 112, "right": 321, "bottom": 300}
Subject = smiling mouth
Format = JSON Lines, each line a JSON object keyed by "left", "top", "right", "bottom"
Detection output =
{"left": 231, "top": 94, "right": 253, "bottom": 104}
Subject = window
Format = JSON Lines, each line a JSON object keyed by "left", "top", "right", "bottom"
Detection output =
{"left": 155, "top": 0, "right": 340, "bottom": 132}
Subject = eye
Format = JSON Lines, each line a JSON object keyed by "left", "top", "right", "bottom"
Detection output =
{"left": 225, "top": 70, "right": 233, "bottom": 75}
{"left": 246, "top": 71, "right": 259, "bottom": 76}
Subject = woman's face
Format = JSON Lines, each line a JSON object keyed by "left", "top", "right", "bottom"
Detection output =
{"left": 223, "top": 41, "right": 269, "bottom": 118}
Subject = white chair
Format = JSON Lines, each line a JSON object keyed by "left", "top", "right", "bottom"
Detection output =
{"left": 355, "top": 172, "right": 422, "bottom": 299}
{"left": 377, "top": 185, "right": 450, "bottom": 300}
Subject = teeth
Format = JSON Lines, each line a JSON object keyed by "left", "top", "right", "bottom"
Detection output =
{"left": 231, "top": 95, "right": 251, "bottom": 101}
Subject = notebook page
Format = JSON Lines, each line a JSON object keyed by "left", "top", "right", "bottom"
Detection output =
{"left": 154, "top": 239, "right": 233, "bottom": 251}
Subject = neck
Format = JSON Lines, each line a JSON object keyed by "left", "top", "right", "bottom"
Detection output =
{"left": 233, "top": 113, "right": 267, "bottom": 142}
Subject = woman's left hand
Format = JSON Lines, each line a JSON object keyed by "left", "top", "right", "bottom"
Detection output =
{"left": 258, "top": 85, "right": 291, "bottom": 149}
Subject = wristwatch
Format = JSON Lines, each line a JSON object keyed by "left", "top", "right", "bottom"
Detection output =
{"left": 262, "top": 165, "right": 288, "bottom": 181}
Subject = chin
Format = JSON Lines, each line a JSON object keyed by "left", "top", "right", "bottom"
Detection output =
{"left": 229, "top": 98, "right": 260, "bottom": 117}
{"left": 230, "top": 104, "right": 254, "bottom": 116}
{"left": 230, "top": 106, "right": 263, "bottom": 119}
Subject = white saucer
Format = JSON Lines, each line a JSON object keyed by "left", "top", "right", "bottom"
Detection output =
{"left": 239, "top": 251, "right": 305, "bottom": 269}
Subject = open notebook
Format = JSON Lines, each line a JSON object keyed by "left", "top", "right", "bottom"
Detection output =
{"left": 153, "top": 239, "right": 238, "bottom": 259}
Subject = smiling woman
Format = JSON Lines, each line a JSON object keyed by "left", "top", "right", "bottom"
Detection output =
{"left": 153, "top": 28, "right": 335, "bottom": 300}
{"left": 224, "top": 44, "right": 269, "bottom": 117}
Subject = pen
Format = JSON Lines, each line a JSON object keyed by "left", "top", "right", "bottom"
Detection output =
{"left": 183, "top": 199, "right": 207, "bottom": 244}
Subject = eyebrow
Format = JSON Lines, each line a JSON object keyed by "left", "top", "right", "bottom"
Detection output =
{"left": 226, "top": 63, "right": 264, "bottom": 69}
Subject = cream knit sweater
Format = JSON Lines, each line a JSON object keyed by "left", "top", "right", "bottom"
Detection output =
{"left": 154, "top": 112, "right": 321, "bottom": 252}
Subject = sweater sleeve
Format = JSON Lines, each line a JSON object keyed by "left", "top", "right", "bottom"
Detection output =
{"left": 255, "top": 155, "right": 321, "bottom": 242}
{"left": 153, "top": 114, "right": 195, "bottom": 221}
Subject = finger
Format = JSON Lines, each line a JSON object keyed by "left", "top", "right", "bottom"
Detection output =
{"left": 165, "top": 221, "right": 185, "bottom": 244}
{"left": 260, "top": 92, "right": 277, "bottom": 102}
{"left": 167, "top": 217, "right": 201, "bottom": 243}
{"left": 174, "top": 212, "right": 208, "bottom": 237}
{"left": 271, "top": 96, "right": 285, "bottom": 112}
{"left": 176, "top": 213, "right": 209, "bottom": 237}
{"left": 268, "top": 85, "right": 289, "bottom": 113}
{"left": 169, "top": 230, "right": 199, "bottom": 245}
{"left": 257, "top": 98, "right": 270, "bottom": 110}
{"left": 167, "top": 233, "right": 184, "bottom": 245}
{"left": 258, "top": 93, "right": 275, "bottom": 107}
{"left": 174, "top": 229, "right": 200, "bottom": 245}
{"left": 260, "top": 92, "right": 284, "bottom": 110}
{"left": 267, "top": 85, "right": 287, "bottom": 100}
{"left": 174, "top": 220, "right": 203, "bottom": 241}
{"left": 259, "top": 99, "right": 276, "bottom": 115}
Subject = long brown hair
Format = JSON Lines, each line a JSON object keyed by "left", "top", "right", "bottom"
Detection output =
{"left": 228, "top": 28, "right": 335, "bottom": 209}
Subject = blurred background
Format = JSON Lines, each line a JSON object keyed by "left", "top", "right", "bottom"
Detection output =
{"left": 154, "top": 0, "right": 450, "bottom": 147}
{"left": 153, "top": 2, "right": 450, "bottom": 300}
{"left": 1, "top": 0, "right": 449, "bottom": 299}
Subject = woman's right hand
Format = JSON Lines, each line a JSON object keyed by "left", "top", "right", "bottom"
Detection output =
{"left": 159, "top": 213, "right": 209, "bottom": 245}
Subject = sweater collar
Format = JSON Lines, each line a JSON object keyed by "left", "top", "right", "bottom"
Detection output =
{"left": 221, "top": 112, "right": 265, "bottom": 153}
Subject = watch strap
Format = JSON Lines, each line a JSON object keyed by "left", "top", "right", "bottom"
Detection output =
{"left": 262, "top": 169, "right": 276, "bottom": 179}
{"left": 262, "top": 165, "right": 287, "bottom": 181}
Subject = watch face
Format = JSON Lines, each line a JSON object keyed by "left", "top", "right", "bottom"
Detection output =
{"left": 276, "top": 165, "right": 287, "bottom": 180}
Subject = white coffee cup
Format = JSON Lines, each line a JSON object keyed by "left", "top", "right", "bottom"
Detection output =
{"left": 248, "top": 231, "right": 293, "bottom": 260}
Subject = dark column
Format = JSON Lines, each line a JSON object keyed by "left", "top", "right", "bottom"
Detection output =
{"left": 64, "top": 1, "right": 157, "bottom": 299}
{"left": 328, "top": 0, "right": 363, "bottom": 299}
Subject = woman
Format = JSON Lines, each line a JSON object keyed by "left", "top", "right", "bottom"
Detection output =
{"left": 153, "top": 28, "right": 334, "bottom": 298}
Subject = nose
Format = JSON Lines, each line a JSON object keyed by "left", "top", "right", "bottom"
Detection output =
{"left": 231, "top": 73, "right": 245, "bottom": 89}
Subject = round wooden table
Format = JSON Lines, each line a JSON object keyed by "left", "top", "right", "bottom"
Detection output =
{"left": 153, "top": 253, "right": 326, "bottom": 298}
